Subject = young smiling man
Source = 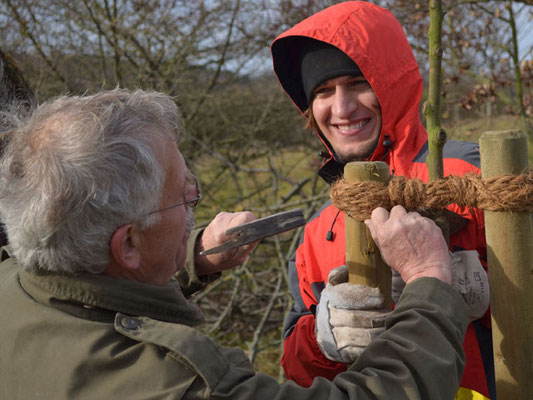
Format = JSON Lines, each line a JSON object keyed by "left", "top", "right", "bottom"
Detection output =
{"left": 271, "top": 2, "right": 493, "bottom": 399}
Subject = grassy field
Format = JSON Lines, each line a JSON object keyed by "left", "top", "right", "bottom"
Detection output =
{"left": 444, "top": 115, "right": 533, "bottom": 163}
{"left": 444, "top": 115, "right": 522, "bottom": 141}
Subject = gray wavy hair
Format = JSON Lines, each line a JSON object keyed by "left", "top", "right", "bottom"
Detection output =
{"left": 0, "top": 89, "right": 182, "bottom": 273}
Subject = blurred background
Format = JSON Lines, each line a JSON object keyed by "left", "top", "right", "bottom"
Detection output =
{"left": 1, "top": 0, "right": 532, "bottom": 380}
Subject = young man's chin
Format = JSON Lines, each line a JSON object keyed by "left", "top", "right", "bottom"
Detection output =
{"left": 336, "top": 140, "right": 380, "bottom": 163}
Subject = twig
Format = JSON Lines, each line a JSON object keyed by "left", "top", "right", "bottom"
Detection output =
{"left": 249, "top": 270, "right": 283, "bottom": 366}
{"left": 208, "top": 274, "right": 241, "bottom": 334}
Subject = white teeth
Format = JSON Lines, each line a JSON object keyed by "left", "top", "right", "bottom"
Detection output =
{"left": 337, "top": 120, "right": 368, "bottom": 131}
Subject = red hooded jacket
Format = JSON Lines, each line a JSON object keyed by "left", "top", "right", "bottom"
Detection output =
{"left": 271, "top": 2, "right": 493, "bottom": 398}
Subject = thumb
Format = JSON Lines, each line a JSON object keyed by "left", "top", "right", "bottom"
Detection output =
{"left": 328, "top": 265, "right": 349, "bottom": 286}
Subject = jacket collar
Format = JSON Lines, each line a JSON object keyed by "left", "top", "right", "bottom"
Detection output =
{"left": 318, "top": 157, "right": 345, "bottom": 184}
{"left": 16, "top": 258, "right": 204, "bottom": 326}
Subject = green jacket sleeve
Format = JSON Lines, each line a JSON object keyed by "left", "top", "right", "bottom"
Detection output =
{"left": 176, "top": 228, "right": 221, "bottom": 298}
{"left": 206, "top": 277, "right": 469, "bottom": 400}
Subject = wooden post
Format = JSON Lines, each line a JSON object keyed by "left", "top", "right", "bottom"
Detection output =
{"left": 344, "top": 161, "right": 392, "bottom": 309}
{"left": 479, "top": 130, "right": 533, "bottom": 400}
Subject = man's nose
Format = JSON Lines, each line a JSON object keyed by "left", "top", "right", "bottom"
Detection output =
{"left": 332, "top": 87, "right": 357, "bottom": 118}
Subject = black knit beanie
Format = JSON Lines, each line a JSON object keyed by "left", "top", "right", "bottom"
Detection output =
{"left": 300, "top": 40, "right": 362, "bottom": 105}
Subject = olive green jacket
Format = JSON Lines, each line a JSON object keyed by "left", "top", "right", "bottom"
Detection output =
{"left": 0, "top": 255, "right": 469, "bottom": 399}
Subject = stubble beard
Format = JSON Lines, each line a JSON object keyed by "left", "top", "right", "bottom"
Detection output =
{"left": 335, "top": 134, "right": 381, "bottom": 164}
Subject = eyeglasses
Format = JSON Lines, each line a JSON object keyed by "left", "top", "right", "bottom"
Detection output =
{"left": 147, "top": 172, "right": 201, "bottom": 215}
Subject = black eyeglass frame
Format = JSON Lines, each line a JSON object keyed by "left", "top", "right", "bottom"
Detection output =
{"left": 146, "top": 173, "right": 201, "bottom": 215}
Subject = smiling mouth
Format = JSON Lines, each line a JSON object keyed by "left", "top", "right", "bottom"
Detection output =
{"left": 336, "top": 119, "right": 369, "bottom": 132}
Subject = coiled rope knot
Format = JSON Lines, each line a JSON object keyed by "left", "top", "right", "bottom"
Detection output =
{"left": 330, "top": 172, "right": 533, "bottom": 221}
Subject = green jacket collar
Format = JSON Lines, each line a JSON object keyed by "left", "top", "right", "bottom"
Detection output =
{"left": 14, "top": 258, "right": 204, "bottom": 326}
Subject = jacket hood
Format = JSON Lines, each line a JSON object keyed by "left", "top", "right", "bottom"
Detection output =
{"left": 271, "top": 1, "right": 427, "bottom": 177}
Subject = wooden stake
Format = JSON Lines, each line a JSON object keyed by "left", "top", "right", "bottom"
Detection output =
{"left": 344, "top": 161, "right": 392, "bottom": 308}
{"left": 479, "top": 130, "right": 533, "bottom": 400}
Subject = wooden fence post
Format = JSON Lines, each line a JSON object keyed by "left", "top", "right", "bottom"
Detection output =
{"left": 344, "top": 161, "right": 392, "bottom": 308}
{"left": 479, "top": 130, "right": 533, "bottom": 399}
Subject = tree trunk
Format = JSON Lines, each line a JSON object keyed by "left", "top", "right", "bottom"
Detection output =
{"left": 423, "top": 0, "right": 446, "bottom": 182}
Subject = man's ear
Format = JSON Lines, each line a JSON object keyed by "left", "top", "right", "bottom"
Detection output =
{"left": 110, "top": 224, "right": 141, "bottom": 271}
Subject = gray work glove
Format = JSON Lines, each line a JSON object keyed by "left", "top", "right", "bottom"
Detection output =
{"left": 315, "top": 266, "right": 390, "bottom": 364}
{"left": 450, "top": 250, "right": 490, "bottom": 320}
{"left": 391, "top": 250, "right": 489, "bottom": 320}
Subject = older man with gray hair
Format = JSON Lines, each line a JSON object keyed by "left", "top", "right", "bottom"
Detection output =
{"left": 0, "top": 89, "right": 479, "bottom": 399}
